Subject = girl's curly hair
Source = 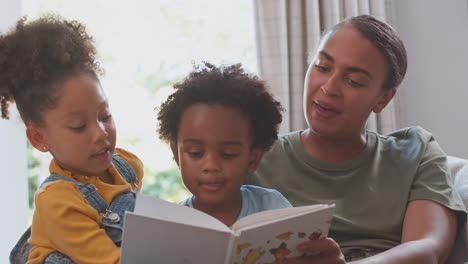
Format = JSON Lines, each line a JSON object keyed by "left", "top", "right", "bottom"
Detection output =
{"left": 0, "top": 13, "right": 101, "bottom": 124}
{"left": 157, "top": 62, "right": 283, "bottom": 151}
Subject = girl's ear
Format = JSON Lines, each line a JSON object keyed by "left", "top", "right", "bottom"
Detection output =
{"left": 26, "top": 124, "right": 49, "bottom": 152}
{"left": 247, "top": 148, "right": 265, "bottom": 174}
{"left": 373, "top": 88, "right": 396, "bottom": 113}
{"left": 170, "top": 142, "right": 180, "bottom": 166}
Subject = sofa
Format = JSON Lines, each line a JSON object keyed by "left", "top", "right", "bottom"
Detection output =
{"left": 446, "top": 156, "right": 468, "bottom": 264}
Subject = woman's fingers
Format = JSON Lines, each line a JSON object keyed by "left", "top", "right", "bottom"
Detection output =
{"left": 271, "top": 238, "right": 346, "bottom": 264}
{"left": 297, "top": 238, "right": 342, "bottom": 256}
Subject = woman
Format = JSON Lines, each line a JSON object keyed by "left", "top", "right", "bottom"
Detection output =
{"left": 246, "top": 15, "right": 466, "bottom": 264}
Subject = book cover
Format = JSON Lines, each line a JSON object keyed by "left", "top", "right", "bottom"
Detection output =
{"left": 120, "top": 193, "right": 335, "bottom": 264}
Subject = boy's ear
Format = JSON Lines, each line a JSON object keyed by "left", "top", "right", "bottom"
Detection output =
{"left": 247, "top": 148, "right": 265, "bottom": 174}
{"left": 170, "top": 142, "right": 180, "bottom": 166}
{"left": 26, "top": 124, "right": 49, "bottom": 152}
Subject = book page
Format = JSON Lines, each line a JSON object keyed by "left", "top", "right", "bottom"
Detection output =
{"left": 121, "top": 213, "right": 232, "bottom": 264}
{"left": 134, "top": 192, "right": 230, "bottom": 232}
{"left": 228, "top": 204, "right": 335, "bottom": 264}
{"left": 232, "top": 204, "right": 331, "bottom": 231}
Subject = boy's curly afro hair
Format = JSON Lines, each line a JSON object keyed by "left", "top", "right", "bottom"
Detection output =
{"left": 157, "top": 62, "right": 283, "bottom": 151}
{"left": 0, "top": 13, "right": 100, "bottom": 125}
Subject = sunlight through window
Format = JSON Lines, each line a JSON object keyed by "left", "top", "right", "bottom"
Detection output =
{"left": 22, "top": 0, "right": 257, "bottom": 206}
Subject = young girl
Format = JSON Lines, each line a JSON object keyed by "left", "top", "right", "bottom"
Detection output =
{"left": 1, "top": 15, "right": 143, "bottom": 263}
{"left": 157, "top": 62, "right": 292, "bottom": 227}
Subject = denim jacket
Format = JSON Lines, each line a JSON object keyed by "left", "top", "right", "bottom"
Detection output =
{"left": 10, "top": 153, "right": 137, "bottom": 264}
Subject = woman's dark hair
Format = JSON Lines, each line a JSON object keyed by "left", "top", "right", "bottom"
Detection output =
{"left": 328, "top": 14, "right": 407, "bottom": 90}
{"left": 0, "top": 14, "right": 101, "bottom": 125}
{"left": 157, "top": 62, "right": 283, "bottom": 151}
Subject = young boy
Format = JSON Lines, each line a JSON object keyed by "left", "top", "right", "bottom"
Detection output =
{"left": 156, "top": 62, "right": 292, "bottom": 226}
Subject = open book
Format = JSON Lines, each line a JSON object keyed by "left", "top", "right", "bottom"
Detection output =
{"left": 120, "top": 193, "right": 335, "bottom": 264}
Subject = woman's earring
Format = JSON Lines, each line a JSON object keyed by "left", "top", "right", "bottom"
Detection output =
{"left": 42, "top": 146, "right": 49, "bottom": 152}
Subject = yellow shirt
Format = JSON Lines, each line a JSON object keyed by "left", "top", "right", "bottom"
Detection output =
{"left": 27, "top": 148, "right": 144, "bottom": 264}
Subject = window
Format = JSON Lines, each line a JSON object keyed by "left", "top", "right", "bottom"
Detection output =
{"left": 22, "top": 0, "right": 258, "bottom": 208}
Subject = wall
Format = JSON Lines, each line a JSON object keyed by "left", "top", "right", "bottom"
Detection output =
{"left": 0, "top": 0, "right": 28, "bottom": 261}
{"left": 393, "top": 0, "right": 468, "bottom": 159}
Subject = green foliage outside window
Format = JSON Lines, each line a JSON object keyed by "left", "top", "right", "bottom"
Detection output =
{"left": 27, "top": 142, "right": 40, "bottom": 209}
{"left": 142, "top": 167, "right": 191, "bottom": 202}
{"left": 24, "top": 0, "right": 255, "bottom": 210}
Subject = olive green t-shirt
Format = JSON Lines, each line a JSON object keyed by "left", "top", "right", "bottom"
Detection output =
{"left": 246, "top": 126, "right": 467, "bottom": 254}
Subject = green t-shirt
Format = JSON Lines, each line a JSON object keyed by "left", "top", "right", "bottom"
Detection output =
{"left": 246, "top": 126, "right": 466, "bottom": 254}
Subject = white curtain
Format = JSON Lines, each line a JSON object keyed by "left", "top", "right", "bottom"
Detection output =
{"left": 253, "top": 0, "right": 399, "bottom": 135}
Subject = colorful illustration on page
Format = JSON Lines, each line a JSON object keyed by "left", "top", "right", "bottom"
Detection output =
{"left": 308, "top": 229, "right": 323, "bottom": 240}
{"left": 236, "top": 243, "right": 252, "bottom": 255}
{"left": 275, "top": 231, "right": 293, "bottom": 240}
{"left": 241, "top": 247, "right": 265, "bottom": 264}
{"left": 269, "top": 241, "right": 291, "bottom": 260}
